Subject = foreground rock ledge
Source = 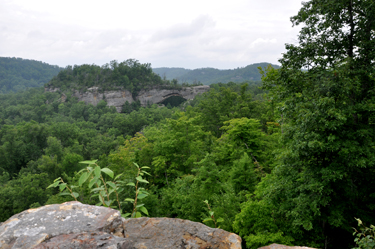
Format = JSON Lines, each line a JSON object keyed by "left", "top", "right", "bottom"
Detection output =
{"left": 258, "top": 244, "right": 317, "bottom": 249}
{"left": 0, "top": 201, "right": 242, "bottom": 249}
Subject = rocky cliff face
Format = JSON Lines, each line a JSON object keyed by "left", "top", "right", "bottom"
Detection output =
{"left": 136, "top": 85, "right": 209, "bottom": 107}
{"left": 72, "top": 87, "right": 134, "bottom": 112}
{"left": 0, "top": 201, "right": 242, "bottom": 249}
{"left": 45, "top": 85, "right": 210, "bottom": 112}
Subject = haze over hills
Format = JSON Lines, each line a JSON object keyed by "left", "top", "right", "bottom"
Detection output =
{"left": 152, "top": 62, "right": 280, "bottom": 85}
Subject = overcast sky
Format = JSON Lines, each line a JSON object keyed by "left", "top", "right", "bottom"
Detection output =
{"left": 0, "top": 0, "right": 303, "bottom": 69}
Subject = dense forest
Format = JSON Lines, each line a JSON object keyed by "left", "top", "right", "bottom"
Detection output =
{"left": 1, "top": 0, "right": 374, "bottom": 248}
{"left": 152, "top": 62, "right": 279, "bottom": 85}
{"left": 0, "top": 57, "right": 62, "bottom": 94}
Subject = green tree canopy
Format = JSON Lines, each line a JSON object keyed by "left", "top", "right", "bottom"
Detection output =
{"left": 258, "top": 0, "right": 375, "bottom": 247}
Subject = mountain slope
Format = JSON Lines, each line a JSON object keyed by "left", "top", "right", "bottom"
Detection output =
{"left": 152, "top": 62, "right": 280, "bottom": 85}
{"left": 0, "top": 57, "right": 62, "bottom": 93}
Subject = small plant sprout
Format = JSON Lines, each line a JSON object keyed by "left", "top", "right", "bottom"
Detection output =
{"left": 122, "top": 162, "right": 150, "bottom": 218}
{"left": 76, "top": 160, "right": 123, "bottom": 209}
{"left": 47, "top": 177, "right": 79, "bottom": 201}
{"left": 202, "top": 200, "right": 224, "bottom": 228}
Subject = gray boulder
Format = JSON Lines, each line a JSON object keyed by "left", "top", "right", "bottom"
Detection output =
{"left": 123, "top": 217, "right": 242, "bottom": 249}
{"left": 0, "top": 201, "right": 242, "bottom": 249}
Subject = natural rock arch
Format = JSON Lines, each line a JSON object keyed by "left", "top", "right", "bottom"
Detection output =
{"left": 45, "top": 85, "right": 210, "bottom": 112}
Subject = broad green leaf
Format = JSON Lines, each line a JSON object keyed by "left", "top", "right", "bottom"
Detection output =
{"left": 59, "top": 192, "right": 71, "bottom": 196}
{"left": 99, "top": 194, "right": 105, "bottom": 204}
{"left": 72, "top": 192, "right": 79, "bottom": 198}
{"left": 122, "top": 213, "right": 131, "bottom": 218}
{"left": 89, "top": 177, "right": 99, "bottom": 188}
{"left": 79, "top": 172, "right": 88, "bottom": 186}
{"left": 104, "top": 200, "right": 112, "bottom": 207}
{"left": 101, "top": 168, "right": 114, "bottom": 178}
{"left": 136, "top": 204, "right": 145, "bottom": 208}
{"left": 209, "top": 211, "right": 214, "bottom": 216}
{"left": 94, "top": 166, "right": 101, "bottom": 178}
{"left": 217, "top": 218, "right": 224, "bottom": 223}
{"left": 76, "top": 168, "right": 87, "bottom": 175}
{"left": 137, "top": 193, "right": 148, "bottom": 199}
{"left": 124, "top": 198, "right": 134, "bottom": 202}
{"left": 127, "top": 182, "right": 135, "bottom": 186}
{"left": 59, "top": 183, "right": 67, "bottom": 191}
{"left": 135, "top": 212, "right": 142, "bottom": 218}
{"left": 91, "top": 187, "right": 105, "bottom": 192}
{"left": 107, "top": 182, "right": 116, "bottom": 189}
{"left": 202, "top": 218, "right": 213, "bottom": 223}
{"left": 79, "top": 160, "right": 98, "bottom": 165}
{"left": 135, "top": 176, "right": 143, "bottom": 182}
{"left": 47, "top": 181, "right": 60, "bottom": 189}
{"left": 141, "top": 166, "right": 150, "bottom": 169}
{"left": 133, "top": 162, "right": 140, "bottom": 169}
{"left": 53, "top": 177, "right": 62, "bottom": 182}
{"left": 139, "top": 206, "right": 149, "bottom": 215}
{"left": 114, "top": 173, "right": 123, "bottom": 181}
{"left": 141, "top": 171, "right": 151, "bottom": 176}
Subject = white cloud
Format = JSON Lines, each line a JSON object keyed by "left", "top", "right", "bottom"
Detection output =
{"left": 0, "top": 0, "right": 303, "bottom": 69}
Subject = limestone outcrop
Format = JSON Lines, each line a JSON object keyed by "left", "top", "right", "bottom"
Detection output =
{"left": 136, "top": 85, "right": 209, "bottom": 107}
{"left": 72, "top": 87, "right": 134, "bottom": 112}
{"left": 0, "top": 201, "right": 242, "bottom": 249}
{"left": 123, "top": 217, "right": 242, "bottom": 249}
{"left": 45, "top": 85, "right": 210, "bottom": 112}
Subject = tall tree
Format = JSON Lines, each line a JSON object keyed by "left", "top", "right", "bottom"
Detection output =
{"left": 260, "top": 0, "right": 375, "bottom": 248}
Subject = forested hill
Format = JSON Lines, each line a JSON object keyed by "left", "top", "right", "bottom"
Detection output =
{"left": 152, "top": 62, "right": 280, "bottom": 85}
{"left": 46, "top": 59, "right": 183, "bottom": 98}
{"left": 0, "top": 57, "right": 62, "bottom": 94}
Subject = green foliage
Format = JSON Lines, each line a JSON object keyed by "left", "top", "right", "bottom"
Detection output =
{"left": 0, "top": 56, "right": 278, "bottom": 245}
{"left": 47, "top": 160, "right": 150, "bottom": 218}
{"left": 233, "top": 199, "right": 295, "bottom": 248}
{"left": 0, "top": 172, "right": 52, "bottom": 221}
{"left": 0, "top": 57, "right": 62, "bottom": 93}
{"left": 46, "top": 59, "right": 187, "bottom": 98}
{"left": 353, "top": 218, "right": 375, "bottom": 249}
{"left": 202, "top": 200, "right": 224, "bottom": 228}
{"left": 122, "top": 163, "right": 150, "bottom": 218}
{"left": 258, "top": 0, "right": 375, "bottom": 247}
{"left": 152, "top": 63, "right": 279, "bottom": 85}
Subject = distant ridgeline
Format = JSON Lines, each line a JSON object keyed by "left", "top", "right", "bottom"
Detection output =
{"left": 46, "top": 59, "right": 199, "bottom": 98}
{"left": 0, "top": 57, "right": 62, "bottom": 93}
{"left": 152, "top": 62, "right": 280, "bottom": 85}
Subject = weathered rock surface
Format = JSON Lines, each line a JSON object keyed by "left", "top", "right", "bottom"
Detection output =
{"left": 0, "top": 201, "right": 125, "bottom": 248}
{"left": 123, "top": 217, "right": 242, "bottom": 249}
{"left": 72, "top": 87, "right": 134, "bottom": 112}
{"left": 45, "top": 85, "right": 210, "bottom": 112}
{"left": 0, "top": 201, "right": 242, "bottom": 249}
{"left": 258, "top": 244, "right": 317, "bottom": 249}
{"left": 136, "top": 85, "right": 209, "bottom": 107}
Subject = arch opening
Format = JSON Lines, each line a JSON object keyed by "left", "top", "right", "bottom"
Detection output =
{"left": 159, "top": 95, "right": 187, "bottom": 108}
